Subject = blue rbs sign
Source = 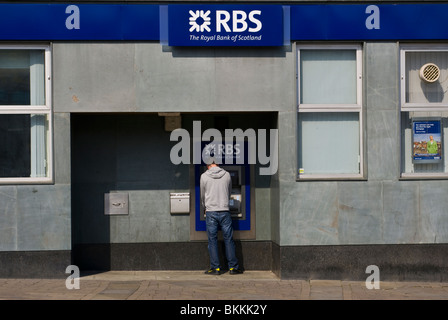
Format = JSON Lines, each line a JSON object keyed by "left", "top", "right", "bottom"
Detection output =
{"left": 167, "top": 5, "right": 284, "bottom": 46}
{"left": 2, "top": 3, "right": 448, "bottom": 44}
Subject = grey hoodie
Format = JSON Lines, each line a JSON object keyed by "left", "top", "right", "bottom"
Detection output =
{"left": 200, "top": 166, "right": 232, "bottom": 212}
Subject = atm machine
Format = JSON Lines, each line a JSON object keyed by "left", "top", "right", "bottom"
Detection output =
{"left": 193, "top": 141, "right": 252, "bottom": 234}
{"left": 227, "top": 166, "right": 244, "bottom": 219}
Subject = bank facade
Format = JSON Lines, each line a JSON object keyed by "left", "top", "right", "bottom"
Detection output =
{"left": 1, "top": 1, "right": 448, "bottom": 280}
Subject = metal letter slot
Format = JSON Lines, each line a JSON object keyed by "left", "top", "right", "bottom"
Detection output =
{"left": 105, "top": 192, "right": 129, "bottom": 215}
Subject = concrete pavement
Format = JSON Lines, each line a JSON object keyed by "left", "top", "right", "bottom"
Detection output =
{"left": 1, "top": 271, "right": 448, "bottom": 300}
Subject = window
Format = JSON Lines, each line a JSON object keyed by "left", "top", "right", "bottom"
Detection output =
{"left": 400, "top": 45, "right": 448, "bottom": 178}
{"left": 0, "top": 46, "right": 52, "bottom": 183}
{"left": 297, "top": 45, "right": 363, "bottom": 179}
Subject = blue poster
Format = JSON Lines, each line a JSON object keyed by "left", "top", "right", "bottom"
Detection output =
{"left": 413, "top": 120, "right": 443, "bottom": 163}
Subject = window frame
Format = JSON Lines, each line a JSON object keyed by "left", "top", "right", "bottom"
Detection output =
{"left": 0, "top": 44, "right": 53, "bottom": 184}
{"left": 297, "top": 44, "right": 364, "bottom": 180}
{"left": 400, "top": 44, "right": 448, "bottom": 179}
{"left": 400, "top": 44, "right": 448, "bottom": 111}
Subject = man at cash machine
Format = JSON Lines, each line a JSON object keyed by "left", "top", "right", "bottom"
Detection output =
{"left": 200, "top": 156, "right": 243, "bottom": 275}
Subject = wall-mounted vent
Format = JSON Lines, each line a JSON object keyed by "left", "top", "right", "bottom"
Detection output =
{"left": 419, "top": 63, "right": 440, "bottom": 83}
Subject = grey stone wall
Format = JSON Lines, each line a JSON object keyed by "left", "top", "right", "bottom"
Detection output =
{"left": 277, "top": 42, "right": 448, "bottom": 246}
{"left": 53, "top": 43, "right": 294, "bottom": 113}
{"left": 4, "top": 40, "right": 448, "bottom": 254}
{"left": 0, "top": 113, "right": 71, "bottom": 252}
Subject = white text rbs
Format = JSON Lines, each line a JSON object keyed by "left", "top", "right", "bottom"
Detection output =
{"left": 190, "top": 10, "right": 262, "bottom": 33}
{"left": 216, "top": 10, "right": 262, "bottom": 33}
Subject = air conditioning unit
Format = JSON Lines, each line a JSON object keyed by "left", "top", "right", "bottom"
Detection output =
{"left": 419, "top": 63, "right": 440, "bottom": 83}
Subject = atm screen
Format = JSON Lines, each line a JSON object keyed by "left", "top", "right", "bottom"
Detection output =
{"left": 228, "top": 170, "right": 239, "bottom": 186}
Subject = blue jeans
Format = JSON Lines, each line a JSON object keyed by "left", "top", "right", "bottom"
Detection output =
{"left": 205, "top": 211, "right": 239, "bottom": 270}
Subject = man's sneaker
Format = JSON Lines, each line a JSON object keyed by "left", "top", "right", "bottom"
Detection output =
{"left": 205, "top": 268, "right": 221, "bottom": 275}
{"left": 229, "top": 268, "right": 243, "bottom": 274}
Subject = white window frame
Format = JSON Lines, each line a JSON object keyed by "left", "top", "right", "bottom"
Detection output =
{"left": 400, "top": 44, "right": 448, "bottom": 111}
{"left": 400, "top": 43, "right": 448, "bottom": 179}
{"left": 297, "top": 44, "right": 364, "bottom": 180}
{"left": 0, "top": 44, "right": 53, "bottom": 184}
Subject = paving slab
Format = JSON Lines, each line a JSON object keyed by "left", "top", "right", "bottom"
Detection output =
{"left": 0, "top": 271, "right": 447, "bottom": 301}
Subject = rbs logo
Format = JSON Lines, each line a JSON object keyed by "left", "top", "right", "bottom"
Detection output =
{"left": 189, "top": 9, "right": 262, "bottom": 33}
{"left": 170, "top": 5, "right": 281, "bottom": 46}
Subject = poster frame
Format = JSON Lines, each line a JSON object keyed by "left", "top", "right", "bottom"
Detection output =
{"left": 412, "top": 118, "right": 443, "bottom": 164}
